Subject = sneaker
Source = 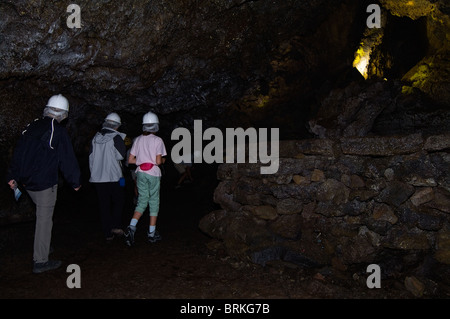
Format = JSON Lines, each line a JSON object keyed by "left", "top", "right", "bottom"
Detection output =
{"left": 33, "top": 260, "right": 62, "bottom": 274}
{"left": 148, "top": 230, "right": 162, "bottom": 243}
{"left": 124, "top": 226, "right": 136, "bottom": 246}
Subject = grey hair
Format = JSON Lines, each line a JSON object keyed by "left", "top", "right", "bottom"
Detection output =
{"left": 43, "top": 107, "right": 68, "bottom": 123}
{"left": 143, "top": 123, "right": 159, "bottom": 132}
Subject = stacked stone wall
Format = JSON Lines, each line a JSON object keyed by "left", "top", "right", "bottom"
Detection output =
{"left": 200, "top": 133, "right": 450, "bottom": 270}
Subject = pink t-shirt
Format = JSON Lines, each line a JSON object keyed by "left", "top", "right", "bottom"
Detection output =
{"left": 130, "top": 134, "right": 167, "bottom": 177}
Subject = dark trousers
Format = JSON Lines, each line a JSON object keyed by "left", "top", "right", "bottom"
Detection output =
{"left": 94, "top": 182, "right": 124, "bottom": 238}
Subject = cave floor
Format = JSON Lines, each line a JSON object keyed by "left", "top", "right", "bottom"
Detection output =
{"left": 0, "top": 164, "right": 440, "bottom": 300}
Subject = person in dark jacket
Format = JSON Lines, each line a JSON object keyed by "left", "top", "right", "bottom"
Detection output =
{"left": 7, "top": 94, "right": 81, "bottom": 274}
{"left": 89, "top": 112, "right": 127, "bottom": 242}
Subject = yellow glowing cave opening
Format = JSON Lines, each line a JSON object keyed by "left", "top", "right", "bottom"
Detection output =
{"left": 352, "top": 24, "right": 384, "bottom": 80}
{"left": 353, "top": 45, "right": 371, "bottom": 79}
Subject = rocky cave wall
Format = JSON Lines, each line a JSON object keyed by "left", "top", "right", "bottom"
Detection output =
{"left": 197, "top": 0, "right": 450, "bottom": 281}
{"left": 200, "top": 134, "right": 450, "bottom": 271}
{"left": 0, "top": 0, "right": 366, "bottom": 146}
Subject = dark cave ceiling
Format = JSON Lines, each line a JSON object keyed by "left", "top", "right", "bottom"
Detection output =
{"left": 0, "top": 0, "right": 449, "bottom": 159}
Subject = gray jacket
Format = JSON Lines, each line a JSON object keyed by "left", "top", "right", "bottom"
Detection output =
{"left": 89, "top": 128, "right": 126, "bottom": 183}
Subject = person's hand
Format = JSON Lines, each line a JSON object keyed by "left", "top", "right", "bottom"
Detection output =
{"left": 74, "top": 185, "right": 81, "bottom": 191}
{"left": 8, "top": 180, "right": 16, "bottom": 190}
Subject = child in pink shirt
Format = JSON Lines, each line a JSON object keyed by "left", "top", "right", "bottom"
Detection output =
{"left": 124, "top": 112, "right": 167, "bottom": 246}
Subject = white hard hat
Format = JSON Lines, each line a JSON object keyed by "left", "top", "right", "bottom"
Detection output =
{"left": 142, "top": 111, "right": 159, "bottom": 124}
{"left": 47, "top": 94, "right": 69, "bottom": 112}
{"left": 105, "top": 112, "right": 121, "bottom": 125}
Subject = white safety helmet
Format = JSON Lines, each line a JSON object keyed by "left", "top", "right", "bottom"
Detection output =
{"left": 105, "top": 112, "right": 121, "bottom": 125}
{"left": 47, "top": 94, "right": 69, "bottom": 112}
{"left": 142, "top": 111, "right": 159, "bottom": 124}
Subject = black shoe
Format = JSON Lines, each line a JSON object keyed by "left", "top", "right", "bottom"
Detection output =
{"left": 148, "top": 230, "right": 162, "bottom": 243}
{"left": 33, "top": 260, "right": 62, "bottom": 274}
{"left": 124, "top": 226, "right": 136, "bottom": 246}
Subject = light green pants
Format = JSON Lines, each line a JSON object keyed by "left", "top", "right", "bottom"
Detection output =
{"left": 135, "top": 172, "right": 161, "bottom": 216}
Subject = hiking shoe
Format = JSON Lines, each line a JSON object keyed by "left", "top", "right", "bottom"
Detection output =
{"left": 124, "top": 226, "right": 136, "bottom": 246}
{"left": 148, "top": 230, "right": 162, "bottom": 243}
{"left": 33, "top": 260, "right": 62, "bottom": 274}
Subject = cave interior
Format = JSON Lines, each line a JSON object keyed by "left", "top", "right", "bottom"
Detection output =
{"left": 0, "top": 0, "right": 449, "bottom": 299}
